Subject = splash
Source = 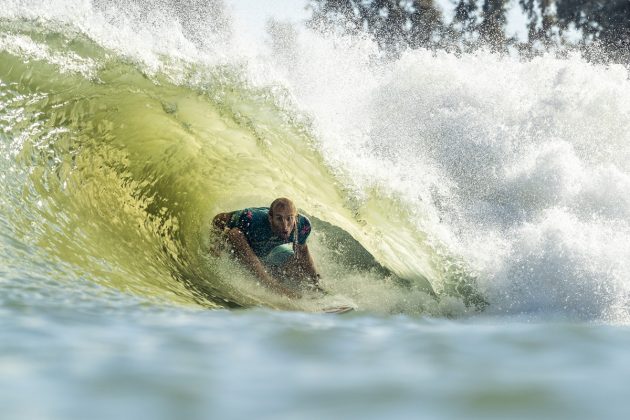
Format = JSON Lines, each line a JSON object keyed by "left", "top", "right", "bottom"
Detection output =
{"left": 2, "top": 0, "right": 630, "bottom": 320}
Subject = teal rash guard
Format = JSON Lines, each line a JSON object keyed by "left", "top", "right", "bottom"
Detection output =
{"left": 226, "top": 207, "right": 312, "bottom": 266}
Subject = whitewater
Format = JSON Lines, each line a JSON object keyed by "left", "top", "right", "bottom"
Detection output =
{"left": 2, "top": 1, "right": 630, "bottom": 419}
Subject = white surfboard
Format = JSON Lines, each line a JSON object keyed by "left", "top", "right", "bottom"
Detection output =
{"left": 321, "top": 305, "right": 355, "bottom": 314}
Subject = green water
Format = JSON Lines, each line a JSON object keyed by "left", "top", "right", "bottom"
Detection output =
{"left": 0, "top": 20, "right": 480, "bottom": 315}
{"left": 2, "top": 10, "right": 630, "bottom": 420}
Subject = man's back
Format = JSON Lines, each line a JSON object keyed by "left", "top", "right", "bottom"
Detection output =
{"left": 225, "top": 207, "right": 311, "bottom": 258}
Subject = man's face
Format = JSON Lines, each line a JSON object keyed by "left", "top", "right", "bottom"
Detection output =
{"left": 269, "top": 206, "right": 296, "bottom": 240}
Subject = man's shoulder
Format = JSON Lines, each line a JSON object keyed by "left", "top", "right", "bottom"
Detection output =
{"left": 231, "top": 206, "right": 268, "bottom": 217}
{"left": 233, "top": 207, "right": 309, "bottom": 223}
{"left": 228, "top": 207, "right": 269, "bottom": 229}
{"left": 246, "top": 207, "right": 270, "bottom": 221}
{"left": 297, "top": 213, "right": 311, "bottom": 226}
{"left": 296, "top": 214, "right": 312, "bottom": 243}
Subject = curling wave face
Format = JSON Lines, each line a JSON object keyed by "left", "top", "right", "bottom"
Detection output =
{"left": 2, "top": 0, "right": 630, "bottom": 320}
{"left": 0, "top": 9, "right": 452, "bottom": 315}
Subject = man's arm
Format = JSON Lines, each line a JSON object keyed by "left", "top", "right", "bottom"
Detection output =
{"left": 225, "top": 228, "right": 300, "bottom": 299}
{"left": 212, "top": 211, "right": 300, "bottom": 298}
{"left": 212, "top": 212, "right": 233, "bottom": 231}
{"left": 294, "top": 244, "right": 320, "bottom": 287}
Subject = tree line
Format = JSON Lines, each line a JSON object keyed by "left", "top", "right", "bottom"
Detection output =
{"left": 307, "top": 0, "right": 630, "bottom": 61}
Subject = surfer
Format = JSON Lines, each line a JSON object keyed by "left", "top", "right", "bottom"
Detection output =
{"left": 212, "top": 198, "right": 320, "bottom": 298}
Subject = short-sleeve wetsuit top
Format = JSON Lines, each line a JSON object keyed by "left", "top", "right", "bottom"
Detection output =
{"left": 226, "top": 207, "right": 312, "bottom": 258}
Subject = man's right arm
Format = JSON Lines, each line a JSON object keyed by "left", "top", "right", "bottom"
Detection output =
{"left": 225, "top": 228, "right": 300, "bottom": 299}
{"left": 212, "top": 212, "right": 234, "bottom": 231}
{"left": 211, "top": 211, "right": 300, "bottom": 299}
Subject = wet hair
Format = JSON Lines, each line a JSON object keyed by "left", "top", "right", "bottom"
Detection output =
{"left": 269, "top": 197, "right": 297, "bottom": 216}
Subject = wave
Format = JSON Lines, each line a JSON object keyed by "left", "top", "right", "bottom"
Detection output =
{"left": 2, "top": 0, "right": 630, "bottom": 320}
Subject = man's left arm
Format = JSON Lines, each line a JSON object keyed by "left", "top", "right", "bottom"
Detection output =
{"left": 295, "top": 243, "right": 320, "bottom": 286}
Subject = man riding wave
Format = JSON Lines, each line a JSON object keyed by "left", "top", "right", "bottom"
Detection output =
{"left": 212, "top": 198, "right": 320, "bottom": 298}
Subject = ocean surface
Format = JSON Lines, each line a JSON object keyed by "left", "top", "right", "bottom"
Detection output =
{"left": 2, "top": 1, "right": 630, "bottom": 418}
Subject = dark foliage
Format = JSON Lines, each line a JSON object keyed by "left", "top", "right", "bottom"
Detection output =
{"left": 307, "top": 0, "right": 630, "bottom": 62}
{"left": 307, "top": 0, "right": 443, "bottom": 52}
{"left": 478, "top": 0, "right": 508, "bottom": 50}
{"left": 555, "top": 0, "right": 630, "bottom": 59}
